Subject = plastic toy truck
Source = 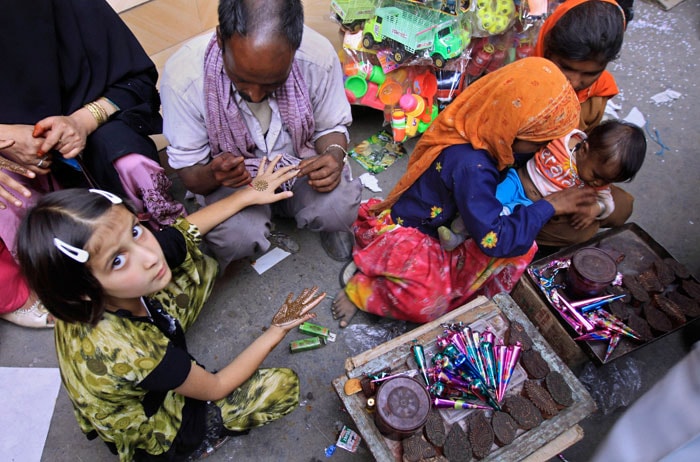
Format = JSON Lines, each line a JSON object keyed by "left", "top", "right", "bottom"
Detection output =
{"left": 361, "top": 5, "right": 464, "bottom": 68}
{"left": 330, "top": 0, "right": 378, "bottom": 31}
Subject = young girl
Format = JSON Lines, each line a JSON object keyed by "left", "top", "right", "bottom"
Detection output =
{"left": 438, "top": 120, "right": 646, "bottom": 250}
{"left": 17, "top": 156, "right": 325, "bottom": 461}
{"left": 537, "top": 0, "right": 626, "bottom": 133}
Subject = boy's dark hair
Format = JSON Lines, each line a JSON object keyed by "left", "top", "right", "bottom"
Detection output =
{"left": 218, "top": 0, "right": 304, "bottom": 49}
{"left": 17, "top": 189, "right": 135, "bottom": 325}
{"left": 544, "top": 1, "right": 625, "bottom": 65}
{"left": 587, "top": 120, "right": 646, "bottom": 183}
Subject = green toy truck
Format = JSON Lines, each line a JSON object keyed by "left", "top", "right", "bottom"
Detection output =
{"left": 362, "top": 5, "right": 464, "bottom": 68}
{"left": 330, "top": 0, "right": 378, "bottom": 31}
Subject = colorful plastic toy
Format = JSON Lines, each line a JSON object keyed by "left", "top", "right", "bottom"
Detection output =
{"left": 331, "top": 0, "right": 378, "bottom": 31}
{"left": 391, "top": 109, "right": 407, "bottom": 142}
{"left": 435, "top": 69, "right": 466, "bottom": 105}
{"left": 466, "top": 40, "right": 494, "bottom": 77}
{"left": 476, "top": 0, "right": 515, "bottom": 35}
{"left": 362, "top": 5, "right": 465, "bottom": 68}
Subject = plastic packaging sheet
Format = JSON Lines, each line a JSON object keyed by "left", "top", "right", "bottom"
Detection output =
{"left": 578, "top": 356, "right": 643, "bottom": 415}
{"left": 343, "top": 318, "right": 413, "bottom": 355}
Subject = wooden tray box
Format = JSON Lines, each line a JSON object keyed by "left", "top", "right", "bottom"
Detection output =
{"left": 332, "top": 294, "right": 596, "bottom": 461}
{"left": 518, "top": 223, "right": 700, "bottom": 366}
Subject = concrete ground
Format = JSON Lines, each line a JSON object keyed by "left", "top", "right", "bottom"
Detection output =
{"left": 1, "top": 1, "right": 699, "bottom": 461}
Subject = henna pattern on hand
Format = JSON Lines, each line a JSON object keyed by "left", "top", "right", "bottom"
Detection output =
{"left": 0, "top": 157, "right": 28, "bottom": 175}
{"left": 272, "top": 287, "right": 320, "bottom": 326}
{"left": 251, "top": 179, "right": 269, "bottom": 192}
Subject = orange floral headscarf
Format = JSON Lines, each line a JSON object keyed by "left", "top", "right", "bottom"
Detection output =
{"left": 535, "top": 0, "right": 625, "bottom": 102}
{"left": 375, "top": 57, "right": 580, "bottom": 211}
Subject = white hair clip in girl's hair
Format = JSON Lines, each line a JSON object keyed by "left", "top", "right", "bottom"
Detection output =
{"left": 53, "top": 238, "right": 89, "bottom": 263}
{"left": 89, "top": 189, "right": 123, "bottom": 204}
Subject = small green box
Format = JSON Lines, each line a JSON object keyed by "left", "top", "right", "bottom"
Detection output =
{"left": 298, "top": 322, "right": 336, "bottom": 342}
{"left": 290, "top": 337, "right": 324, "bottom": 353}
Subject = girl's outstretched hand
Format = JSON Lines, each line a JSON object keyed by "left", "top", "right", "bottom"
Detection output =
{"left": 271, "top": 286, "right": 326, "bottom": 331}
{"left": 243, "top": 154, "right": 299, "bottom": 206}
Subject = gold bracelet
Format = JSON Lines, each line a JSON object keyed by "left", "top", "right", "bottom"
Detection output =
{"left": 322, "top": 143, "right": 348, "bottom": 164}
{"left": 94, "top": 101, "right": 109, "bottom": 124}
{"left": 84, "top": 102, "right": 106, "bottom": 125}
{"left": 84, "top": 101, "right": 109, "bottom": 126}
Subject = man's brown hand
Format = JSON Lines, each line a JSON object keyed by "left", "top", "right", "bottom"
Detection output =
{"left": 210, "top": 152, "right": 251, "bottom": 188}
{"left": 297, "top": 152, "right": 343, "bottom": 193}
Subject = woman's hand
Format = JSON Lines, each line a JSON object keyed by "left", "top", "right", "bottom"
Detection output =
{"left": 271, "top": 286, "right": 326, "bottom": 332}
{"left": 545, "top": 186, "right": 598, "bottom": 216}
{"left": 33, "top": 114, "right": 89, "bottom": 159}
{"left": 240, "top": 155, "right": 299, "bottom": 206}
{"left": 0, "top": 142, "right": 35, "bottom": 209}
{"left": 0, "top": 125, "right": 50, "bottom": 173}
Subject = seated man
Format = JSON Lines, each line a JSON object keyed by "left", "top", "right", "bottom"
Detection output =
{"left": 161, "top": 0, "right": 361, "bottom": 268}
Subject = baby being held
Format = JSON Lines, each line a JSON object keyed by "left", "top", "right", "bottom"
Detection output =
{"left": 439, "top": 120, "right": 647, "bottom": 251}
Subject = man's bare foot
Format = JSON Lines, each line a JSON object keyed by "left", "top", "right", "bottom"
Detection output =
{"left": 331, "top": 290, "right": 358, "bottom": 328}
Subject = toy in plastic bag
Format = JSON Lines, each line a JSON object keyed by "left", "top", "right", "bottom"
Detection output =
{"left": 349, "top": 128, "right": 406, "bottom": 173}
{"left": 359, "top": 2, "right": 468, "bottom": 69}
{"left": 329, "top": 0, "right": 378, "bottom": 33}
{"left": 521, "top": 0, "right": 551, "bottom": 20}
{"left": 475, "top": 0, "right": 516, "bottom": 35}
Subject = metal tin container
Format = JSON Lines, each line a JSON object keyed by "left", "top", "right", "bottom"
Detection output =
{"left": 566, "top": 247, "right": 617, "bottom": 299}
{"left": 374, "top": 377, "right": 431, "bottom": 440}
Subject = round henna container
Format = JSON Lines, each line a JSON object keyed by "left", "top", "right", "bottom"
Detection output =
{"left": 566, "top": 247, "right": 617, "bottom": 299}
{"left": 374, "top": 377, "right": 431, "bottom": 440}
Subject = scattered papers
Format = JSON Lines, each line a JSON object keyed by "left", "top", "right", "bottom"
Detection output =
{"left": 0, "top": 367, "right": 62, "bottom": 462}
{"left": 651, "top": 89, "right": 681, "bottom": 104}
{"left": 359, "top": 172, "right": 382, "bottom": 192}
{"left": 604, "top": 99, "right": 622, "bottom": 119}
{"left": 623, "top": 107, "right": 646, "bottom": 128}
{"left": 251, "top": 247, "right": 291, "bottom": 274}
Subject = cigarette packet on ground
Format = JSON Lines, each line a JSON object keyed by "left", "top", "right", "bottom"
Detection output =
{"left": 336, "top": 425, "right": 361, "bottom": 453}
{"left": 298, "top": 321, "right": 336, "bottom": 342}
{"left": 289, "top": 336, "right": 325, "bottom": 353}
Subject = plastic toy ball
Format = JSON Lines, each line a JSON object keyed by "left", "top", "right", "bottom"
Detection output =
{"left": 497, "top": 0, "right": 515, "bottom": 16}
{"left": 476, "top": 0, "right": 514, "bottom": 35}
{"left": 488, "top": 16, "right": 509, "bottom": 35}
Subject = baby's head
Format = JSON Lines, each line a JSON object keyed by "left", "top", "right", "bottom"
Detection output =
{"left": 575, "top": 120, "right": 646, "bottom": 187}
{"left": 17, "top": 189, "right": 168, "bottom": 325}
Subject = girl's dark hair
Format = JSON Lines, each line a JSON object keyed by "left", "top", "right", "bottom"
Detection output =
{"left": 17, "top": 189, "right": 135, "bottom": 325}
{"left": 218, "top": 0, "right": 304, "bottom": 48}
{"left": 544, "top": 1, "right": 625, "bottom": 65}
{"left": 587, "top": 120, "right": 646, "bottom": 183}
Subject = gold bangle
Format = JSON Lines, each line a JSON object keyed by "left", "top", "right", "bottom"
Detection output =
{"left": 84, "top": 102, "right": 105, "bottom": 125}
{"left": 322, "top": 143, "right": 348, "bottom": 164}
{"left": 94, "top": 101, "right": 109, "bottom": 123}
{"left": 84, "top": 101, "right": 108, "bottom": 126}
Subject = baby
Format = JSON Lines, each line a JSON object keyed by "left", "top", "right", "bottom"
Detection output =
{"left": 439, "top": 120, "right": 647, "bottom": 251}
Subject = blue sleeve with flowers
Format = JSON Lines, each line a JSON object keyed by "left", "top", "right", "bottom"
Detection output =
{"left": 391, "top": 144, "right": 555, "bottom": 258}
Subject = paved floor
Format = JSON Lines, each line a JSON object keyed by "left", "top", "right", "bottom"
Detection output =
{"left": 1, "top": 1, "right": 699, "bottom": 461}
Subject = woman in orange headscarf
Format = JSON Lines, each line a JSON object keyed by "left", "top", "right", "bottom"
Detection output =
{"left": 532, "top": 0, "right": 634, "bottom": 245}
{"left": 331, "top": 58, "right": 598, "bottom": 326}
{"left": 536, "top": 0, "right": 627, "bottom": 133}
